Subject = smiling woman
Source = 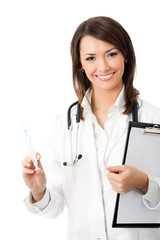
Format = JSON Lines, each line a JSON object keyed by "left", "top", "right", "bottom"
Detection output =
{"left": 22, "top": 16, "right": 160, "bottom": 240}
{"left": 80, "top": 36, "right": 125, "bottom": 127}
{"left": 70, "top": 16, "right": 138, "bottom": 118}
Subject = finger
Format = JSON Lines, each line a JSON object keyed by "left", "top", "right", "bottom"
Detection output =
{"left": 23, "top": 167, "right": 34, "bottom": 175}
{"left": 107, "top": 172, "right": 121, "bottom": 183}
{"left": 23, "top": 158, "right": 35, "bottom": 170}
{"left": 35, "top": 153, "right": 43, "bottom": 169}
{"left": 106, "top": 165, "right": 125, "bottom": 173}
{"left": 37, "top": 159, "right": 43, "bottom": 169}
{"left": 24, "top": 153, "right": 42, "bottom": 170}
{"left": 107, "top": 172, "right": 114, "bottom": 180}
{"left": 111, "top": 185, "right": 122, "bottom": 194}
{"left": 35, "top": 152, "right": 41, "bottom": 160}
{"left": 35, "top": 152, "right": 43, "bottom": 169}
{"left": 22, "top": 160, "right": 32, "bottom": 168}
{"left": 106, "top": 175, "right": 120, "bottom": 192}
{"left": 36, "top": 159, "right": 45, "bottom": 172}
{"left": 24, "top": 155, "right": 32, "bottom": 163}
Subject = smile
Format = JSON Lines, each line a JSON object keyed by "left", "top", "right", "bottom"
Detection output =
{"left": 96, "top": 72, "right": 115, "bottom": 80}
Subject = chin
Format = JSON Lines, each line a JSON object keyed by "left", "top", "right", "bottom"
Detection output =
{"left": 93, "top": 80, "right": 123, "bottom": 92}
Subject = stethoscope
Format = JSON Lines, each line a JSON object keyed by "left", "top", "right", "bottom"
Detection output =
{"left": 63, "top": 100, "right": 138, "bottom": 166}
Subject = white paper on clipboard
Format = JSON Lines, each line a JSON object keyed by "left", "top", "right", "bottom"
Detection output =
{"left": 116, "top": 127, "right": 160, "bottom": 225}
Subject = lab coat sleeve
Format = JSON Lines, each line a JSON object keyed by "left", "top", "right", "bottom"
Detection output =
{"left": 24, "top": 114, "right": 66, "bottom": 218}
{"left": 24, "top": 188, "right": 51, "bottom": 213}
{"left": 143, "top": 175, "right": 160, "bottom": 210}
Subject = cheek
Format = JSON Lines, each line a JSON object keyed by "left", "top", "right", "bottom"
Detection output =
{"left": 84, "top": 65, "right": 96, "bottom": 77}
{"left": 118, "top": 63, "right": 125, "bottom": 74}
{"left": 118, "top": 57, "right": 125, "bottom": 72}
{"left": 111, "top": 59, "right": 125, "bottom": 75}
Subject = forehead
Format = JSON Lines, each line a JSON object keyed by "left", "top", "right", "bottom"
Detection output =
{"left": 80, "top": 35, "right": 115, "bottom": 53}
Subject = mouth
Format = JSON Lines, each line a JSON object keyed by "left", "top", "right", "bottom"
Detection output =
{"left": 96, "top": 72, "right": 116, "bottom": 80}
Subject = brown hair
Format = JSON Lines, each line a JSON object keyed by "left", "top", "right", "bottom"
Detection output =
{"left": 70, "top": 16, "right": 139, "bottom": 119}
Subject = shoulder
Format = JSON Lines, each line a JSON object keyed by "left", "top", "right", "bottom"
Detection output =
{"left": 55, "top": 112, "right": 67, "bottom": 133}
{"left": 138, "top": 98, "right": 160, "bottom": 123}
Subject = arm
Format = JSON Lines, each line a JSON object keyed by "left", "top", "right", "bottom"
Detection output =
{"left": 143, "top": 175, "right": 160, "bottom": 209}
{"left": 22, "top": 116, "right": 65, "bottom": 218}
{"left": 22, "top": 153, "right": 65, "bottom": 218}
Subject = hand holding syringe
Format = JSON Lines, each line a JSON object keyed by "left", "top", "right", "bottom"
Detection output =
{"left": 22, "top": 122, "right": 40, "bottom": 171}
{"left": 22, "top": 121, "right": 47, "bottom": 202}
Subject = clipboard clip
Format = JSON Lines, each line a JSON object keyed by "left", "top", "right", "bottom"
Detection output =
{"left": 145, "top": 125, "right": 160, "bottom": 134}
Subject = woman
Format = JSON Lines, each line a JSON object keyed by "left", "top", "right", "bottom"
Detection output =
{"left": 22, "top": 16, "right": 160, "bottom": 239}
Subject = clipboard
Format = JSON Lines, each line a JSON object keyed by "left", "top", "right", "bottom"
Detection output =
{"left": 113, "top": 121, "right": 160, "bottom": 228}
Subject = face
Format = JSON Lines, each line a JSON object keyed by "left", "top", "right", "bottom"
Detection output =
{"left": 80, "top": 35, "right": 125, "bottom": 94}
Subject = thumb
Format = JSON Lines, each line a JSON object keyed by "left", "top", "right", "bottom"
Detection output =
{"left": 35, "top": 152, "right": 43, "bottom": 169}
{"left": 106, "top": 165, "right": 125, "bottom": 173}
{"left": 36, "top": 152, "right": 41, "bottom": 160}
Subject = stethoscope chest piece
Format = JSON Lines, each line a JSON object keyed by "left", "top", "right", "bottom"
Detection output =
{"left": 63, "top": 154, "right": 82, "bottom": 166}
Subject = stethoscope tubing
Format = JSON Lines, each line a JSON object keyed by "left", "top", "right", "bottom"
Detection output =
{"left": 63, "top": 101, "right": 138, "bottom": 166}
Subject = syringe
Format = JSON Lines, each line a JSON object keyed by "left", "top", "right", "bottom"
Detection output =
{"left": 22, "top": 122, "right": 40, "bottom": 171}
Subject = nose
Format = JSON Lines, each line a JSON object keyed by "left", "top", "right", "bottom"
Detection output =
{"left": 97, "top": 58, "right": 110, "bottom": 73}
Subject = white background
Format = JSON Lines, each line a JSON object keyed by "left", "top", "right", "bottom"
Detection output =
{"left": 0, "top": 0, "right": 160, "bottom": 239}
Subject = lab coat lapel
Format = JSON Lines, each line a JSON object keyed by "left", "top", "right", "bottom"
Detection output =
{"left": 79, "top": 117, "right": 101, "bottom": 186}
{"left": 105, "top": 112, "right": 128, "bottom": 162}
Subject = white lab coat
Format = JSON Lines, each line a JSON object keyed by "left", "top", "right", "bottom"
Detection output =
{"left": 25, "top": 97, "right": 160, "bottom": 240}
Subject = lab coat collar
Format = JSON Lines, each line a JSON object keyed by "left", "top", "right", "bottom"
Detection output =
{"left": 113, "top": 85, "right": 125, "bottom": 110}
{"left": 81, "top": 85, "right": 126, "bottom": 117}
{"left": 81, "top": 87, "right": 93, "bottom": 117}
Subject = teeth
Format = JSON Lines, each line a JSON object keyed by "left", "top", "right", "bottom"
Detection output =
{"left": 97, "top": 73, "right": 114, "bottom": 79}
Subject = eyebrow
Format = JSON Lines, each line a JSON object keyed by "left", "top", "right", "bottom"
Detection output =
{"left": 83, "top": 47, "right": 117, "bottom": 56}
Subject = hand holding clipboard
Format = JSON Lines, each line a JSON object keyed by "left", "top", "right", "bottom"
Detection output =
{"left": 106, "top": 165, "right": 148, "bottom": 195}
{"left": 111, "top": 122, "right": 160, "bottom": 228}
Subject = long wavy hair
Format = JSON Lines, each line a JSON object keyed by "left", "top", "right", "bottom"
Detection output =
{"left": 70, "top": 16, "right": 139, "bottom": 119}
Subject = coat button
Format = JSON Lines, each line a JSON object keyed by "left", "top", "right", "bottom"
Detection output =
{"left": 96, "top": 237, "right": 101, "bottom": 239}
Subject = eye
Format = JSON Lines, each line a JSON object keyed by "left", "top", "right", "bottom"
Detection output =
{"left": 107, "top": 52, "right": 118, "bottom": 58}
{"left": 86, "top": 56, "right": 96, "bottom": 61}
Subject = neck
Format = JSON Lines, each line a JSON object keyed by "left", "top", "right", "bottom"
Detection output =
{"left": 91, "top": 84, "right": 123, "bottom": 112}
